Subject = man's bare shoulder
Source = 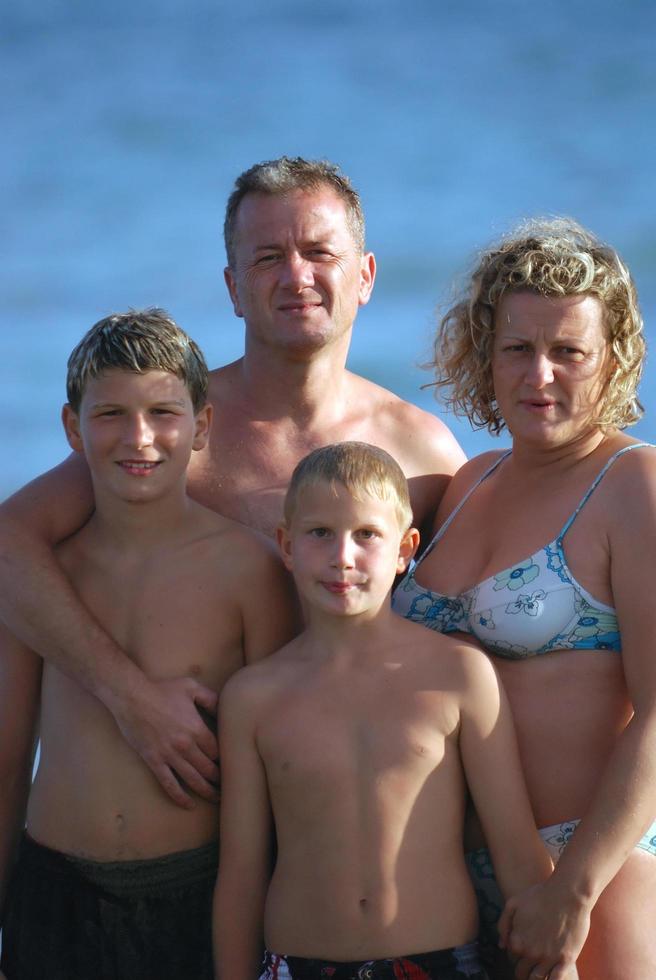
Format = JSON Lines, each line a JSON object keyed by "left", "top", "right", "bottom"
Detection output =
{"left": 346, "top": 371, "right": 465, "bottom": 476}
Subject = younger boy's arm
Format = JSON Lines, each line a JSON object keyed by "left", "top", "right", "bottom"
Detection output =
{"left": 214, "top": 672, "right": 273, "bottom": 980}
{"left": 0, "top": 624, "right": 42, "bottom": 923}
{"left": 457, "top": 643, "right": 582, "bottom": 980}
{"left": 0, "top": 459, "right": 221, "bottom": 809}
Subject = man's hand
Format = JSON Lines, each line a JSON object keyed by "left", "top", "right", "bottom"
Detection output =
{"left": 499, "top": 878, "right": 589, "bottom": 980}
{"left": 109, "top": 675, "right": 220, "bottom": 808}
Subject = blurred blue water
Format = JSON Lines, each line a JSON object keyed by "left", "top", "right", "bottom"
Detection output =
{"left": 3, "top": 0, "right": 655, "bottom": 497}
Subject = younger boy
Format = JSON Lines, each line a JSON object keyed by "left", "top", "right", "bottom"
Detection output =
{"left": 214, "top": 442, "right": 579, "bottom": 980}
{"left": 0, "top": 309, "right": 297, "bottom": 980}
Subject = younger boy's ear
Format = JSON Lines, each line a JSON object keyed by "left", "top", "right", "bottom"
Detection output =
{"left": 62, "top": 404, "right": 84, "bottom": 454}
{"left": 192, "top": 404, "right": 212, "bottom": 451}
{"left": 276, "top": 524, "right": 294, "bottom": 572}
{"left": 396, "top": 527, "right": 420, "bottom": 574}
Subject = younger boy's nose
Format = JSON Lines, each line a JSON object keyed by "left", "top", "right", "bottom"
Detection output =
{"left": 331, "top": 535, "right": 355, "bottom": 569}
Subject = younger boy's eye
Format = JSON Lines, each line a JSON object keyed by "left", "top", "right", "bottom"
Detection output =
{"left": 357, "top": 528, "right": 376, "bottom": 540}
{"left": 310, "top": 527, "right": 330, "bottom": 538}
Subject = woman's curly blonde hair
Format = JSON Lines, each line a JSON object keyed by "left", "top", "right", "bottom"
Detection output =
{"left": 429, "top": 218, "right": 645, "bottom": 434}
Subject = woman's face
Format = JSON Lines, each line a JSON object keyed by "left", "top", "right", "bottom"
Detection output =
{"left": 492, "top": 291, "right": 611, "bottom": 448}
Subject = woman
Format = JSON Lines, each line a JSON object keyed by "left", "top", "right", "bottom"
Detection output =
{"left": 393, "top": 219, "right": 656, "bottom": 980}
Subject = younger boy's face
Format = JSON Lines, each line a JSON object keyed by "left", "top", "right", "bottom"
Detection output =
{"left": 62, "top": 369, "right": 211, "bottom": 504}
{"left": 278, "top": 481, "right": 418, "bottom": 620}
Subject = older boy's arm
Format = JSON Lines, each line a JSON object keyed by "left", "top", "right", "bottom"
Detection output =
{"left": 0, "top": 458, "right": 221, "bottom": 809}
{"left": 457, "top": 644, "right": 581, "bottom": 980}
{"left": 214, "top": 674, "right": 272, "bottom": 980}
{"left": 0, "top": 625, "right": 42, "bottom": 923}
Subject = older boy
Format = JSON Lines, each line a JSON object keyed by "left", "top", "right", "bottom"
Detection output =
{"left": 0, "top": 310, "right": 297, "bottom": 980}
{"left": 214, "top": 443, "right": 578, "bottom": 980}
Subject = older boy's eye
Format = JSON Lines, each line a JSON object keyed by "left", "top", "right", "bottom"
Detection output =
{"left": 310, "top": 527, "right": 330, "bottom": 538}
{"left": 357, "top": 529, "right": 376, "bottom": 539}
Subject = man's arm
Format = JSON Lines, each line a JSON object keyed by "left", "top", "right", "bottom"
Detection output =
{"left": 0, "top": 457, "right": 221, "bottom": 808}
{"left": 0, "top": 624, "right": 41, "bottom": 924}
{"left": 214, "top": 672, "right": 273, "bottom": 980}
{"left": 458, "top": 643, "right": 581, "bottom": 980}
{"left": 238, "top": 535, "right": 301, "bottom": 665}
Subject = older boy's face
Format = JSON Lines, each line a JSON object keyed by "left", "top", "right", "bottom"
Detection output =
{"left": 278, "top": 481, "right": 417, "bottom": 620}
{"left": 63, "top": 369, "right": 210, "bottom": 504}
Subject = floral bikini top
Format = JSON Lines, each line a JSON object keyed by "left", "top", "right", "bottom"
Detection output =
{"left": 392, "top": 443, "right": 651, "bottom": 660}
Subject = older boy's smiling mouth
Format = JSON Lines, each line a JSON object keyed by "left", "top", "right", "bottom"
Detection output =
{"left": 117, "top": 460, "right": 162, "bottom": 475}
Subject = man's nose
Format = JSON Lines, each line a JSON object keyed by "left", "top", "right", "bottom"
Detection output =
{"left": 279, "top": 252, "right": 314, "bottom": 289}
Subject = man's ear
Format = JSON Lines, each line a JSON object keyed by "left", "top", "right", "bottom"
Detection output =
{"left": 396, "top": 526, "right": 420, "bottom": 574}
{"left": 224, "top": 266, "right": 244, "bottom": 318}
{"left": 62, "top": 404, "right": 85, "bottom": 454}
{"left": 276, "top": 524, "right": 294, "bottom": 572}
{"left": 192, "top": 404, "right": 212, "bottom": 451}
{"left": 358, "top": 251, "right": 376, "bottom": 307}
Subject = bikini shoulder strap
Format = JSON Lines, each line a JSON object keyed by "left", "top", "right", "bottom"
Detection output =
{"left": 413, "top": 449, "right": 512, "bottom": 570}
{"left": 558, "top": 443, "right": 653, "bottom": 542}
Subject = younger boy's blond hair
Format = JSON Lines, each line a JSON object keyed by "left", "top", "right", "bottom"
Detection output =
{"left": 283, "top": 442, "right": 413, "bottom": 532}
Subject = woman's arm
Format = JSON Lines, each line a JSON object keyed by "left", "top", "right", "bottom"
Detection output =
{"left": 0, "top": 456, "right": 220, "bottom": 807}
{"left": 500, "top": 450, "right": 656, "bottom": 977}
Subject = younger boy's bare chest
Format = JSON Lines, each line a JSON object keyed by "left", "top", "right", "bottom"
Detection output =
{"left": 259, "top": 673, "right": 460, "bottom": 794}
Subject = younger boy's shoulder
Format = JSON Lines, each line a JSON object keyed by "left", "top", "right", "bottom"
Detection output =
{"left": 220, "top": 637, "right": 304, "bottom": 711}
{"left": 395, "top": 618, "right": 499, "bottom": 692}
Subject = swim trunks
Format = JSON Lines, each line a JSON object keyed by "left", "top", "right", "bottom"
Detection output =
{"left": 259, "top": 942, "right": 489, "bottom": 979}
{"left": 465, "top": 817, "right": 656, "bottom": 956}
{"left": 393, "top": 444, "right": 651, "bottom": 658}
{"left": 0, "top": 834, "right": 218, "bottom": 980}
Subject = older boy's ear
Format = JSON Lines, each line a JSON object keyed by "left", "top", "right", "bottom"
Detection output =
{"left": 192, "top": 404, "right": 212, "bottom": 451}
{"left": 62, "top": 404, "right": 84, "bottom": 454}
{"left": 276, "top": 525, "right": 294, "bottom": 571}
{"left": 397, "top": 527, "right": 420, "bottom": 573}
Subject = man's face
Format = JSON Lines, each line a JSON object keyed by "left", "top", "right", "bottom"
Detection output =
{"left": 224, "top": 187, "right": 375, "bottom": 356}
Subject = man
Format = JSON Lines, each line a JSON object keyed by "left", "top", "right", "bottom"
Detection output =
{"left": 0, "top": 157, "right": 465, "bottom": 806}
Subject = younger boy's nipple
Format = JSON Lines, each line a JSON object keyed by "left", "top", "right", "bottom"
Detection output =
{"left": 359, "top": 898, "right": 368, "bottom": 908}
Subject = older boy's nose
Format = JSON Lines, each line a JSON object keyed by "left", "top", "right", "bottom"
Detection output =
{"left": 124, "top": 413, "right": 154, "bottom": 448}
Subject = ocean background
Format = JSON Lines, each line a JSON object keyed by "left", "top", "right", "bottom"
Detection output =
{"left": 3, "top": 0, "right": 656, "bottom": 500}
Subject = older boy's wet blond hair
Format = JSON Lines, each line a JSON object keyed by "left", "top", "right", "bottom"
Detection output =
{"left": 429, "top": 217, "right": 645, "bottom": 434}
{"left": 66, "top": 308, "right": 208, "bottom": 413}
{"left": 283, "top": 442, "right": 413, "bottom": 531}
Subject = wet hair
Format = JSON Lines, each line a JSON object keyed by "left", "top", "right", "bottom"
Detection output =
{"left": 283, "top": 441, "right": 413, "bottom": 531}
{"left": 66, "top": 308, "right": 208, "bottom": 413}
{"left": 224, "top": 156, "right": 366, "bottom": 267}
{"left": 429, "top": 217, "right": 645, "bottom": 434}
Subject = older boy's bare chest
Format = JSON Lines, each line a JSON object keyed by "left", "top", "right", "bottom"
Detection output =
{"left": 69, "top": 547, "right": 244, "bottom": 690}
